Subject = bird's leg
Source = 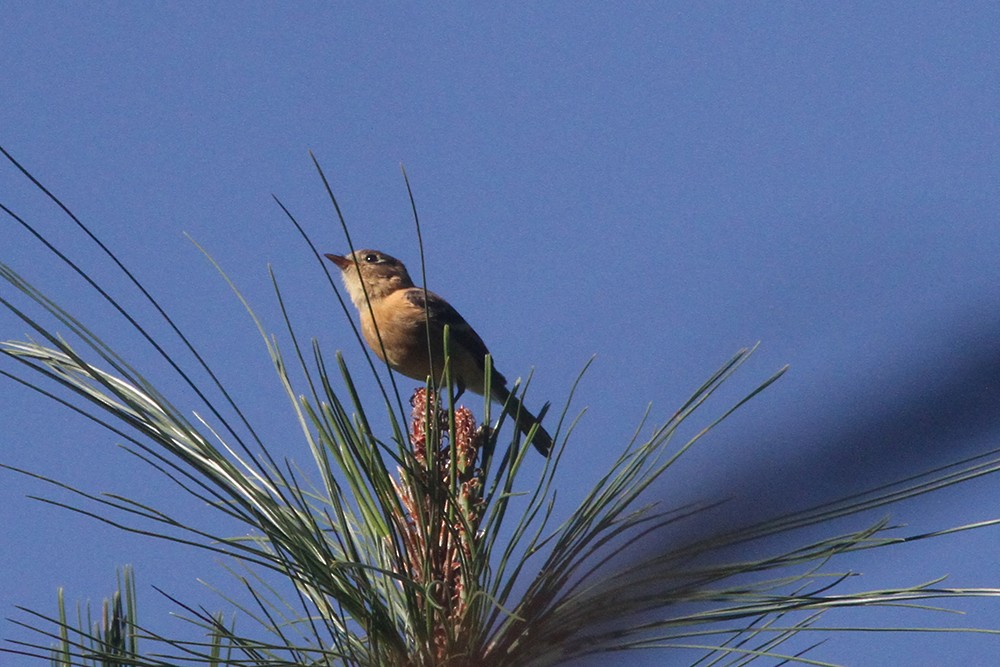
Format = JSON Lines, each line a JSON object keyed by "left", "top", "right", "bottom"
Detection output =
{"left": 450, "top": 380, "right": 466, "bottom": 404}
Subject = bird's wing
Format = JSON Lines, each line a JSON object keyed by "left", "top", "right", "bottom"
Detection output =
{"left": 403, "top": 287, "right": 492, "bottom": 362}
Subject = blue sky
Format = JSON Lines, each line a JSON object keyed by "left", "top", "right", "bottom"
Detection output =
{"left": 2, "top": 3, "right": 999, "bottom": 664}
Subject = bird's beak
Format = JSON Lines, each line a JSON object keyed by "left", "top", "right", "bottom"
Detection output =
{"left": 324, "top": 253, "right": 352, "bottom": 270}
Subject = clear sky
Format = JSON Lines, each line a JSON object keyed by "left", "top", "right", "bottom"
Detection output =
{"left": 2, "top": 3, "right": 999, "bottom": 665}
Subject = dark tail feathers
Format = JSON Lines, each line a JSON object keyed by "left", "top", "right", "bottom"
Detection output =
{"left": 493, "top": 387, "right": 553, "bottom": 456}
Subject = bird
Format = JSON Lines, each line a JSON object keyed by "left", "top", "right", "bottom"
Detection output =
{"left": 325, "top": 249, "right": 553, "bottom": 456}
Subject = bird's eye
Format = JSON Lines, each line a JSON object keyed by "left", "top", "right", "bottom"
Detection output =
{"left": 364, "top": 253, "right": 379, "bottom": 263}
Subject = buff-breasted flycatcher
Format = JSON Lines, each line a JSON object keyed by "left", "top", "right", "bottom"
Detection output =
{"left": 325, "top": 249, "right": 553, "bottom": 456}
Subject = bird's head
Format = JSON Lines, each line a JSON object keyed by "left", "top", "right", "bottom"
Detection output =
{"left": 324, "top": 250, "right": 414, "bottom": 307}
